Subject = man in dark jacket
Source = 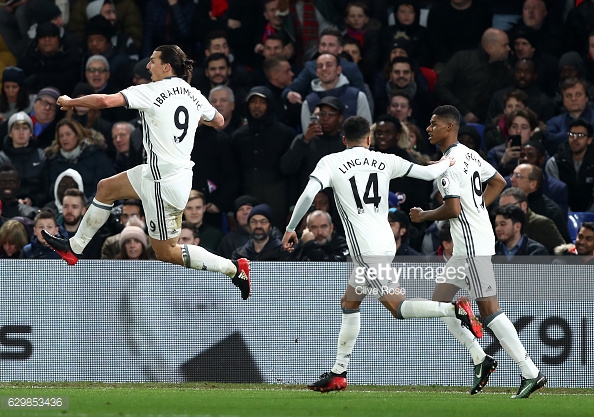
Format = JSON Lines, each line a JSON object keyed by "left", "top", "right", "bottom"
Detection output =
{"left": 293, "top": 210, "right": 348, "bottom": 262}
{"left": 232, "top": 203, "right": 290, "bottom": 261}
{"left": 281, "top": 96, "right": 345, "bottom": 194}
{"left": 545, "top": 118, "right": 594, "bottom": 212}
{"left": 232, "top": 86, "right": 295, "bottom": 230}
{"left": 494, "top": 204, "right": 548, "bottom": 261}
{"left": 389, "top": 208, "right": 421, "bottom": 257}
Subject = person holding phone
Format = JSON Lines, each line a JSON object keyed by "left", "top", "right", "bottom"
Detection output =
{"left": 486, "top": 108, "right": 545, "bottom": 176}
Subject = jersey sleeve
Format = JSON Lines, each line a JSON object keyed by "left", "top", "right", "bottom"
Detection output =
{"left": 195, "top": 88, "right": 217, "bottom": 121}
{"left": 388, "top": 154, "right": 413, "bottom": 179}
{"left": 480, "top": 158, "right": 497, "bottom": 182}
{"left": 438, "top": 166, "right": 460, "bottom": 199}
{"left": 120, "top": 83, "right": 155, "bottom": 111}
{"left": 309, "top": 156, "right": 333, "bottom": 189}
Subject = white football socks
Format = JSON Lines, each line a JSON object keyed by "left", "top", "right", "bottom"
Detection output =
{"left": 331, "top": 310, "right": 360, "bottom": 375}
{"left": 486, "top": 312, "right": 539, "bottom": 379}
{"left": 181, "top": 244, "right": 236, "bottom": 277}
{"left": 440, "top": 317, "right": 486, "bottom": 365}
{"left": 70, "top": 198, "right": 113, "bottom": 254}
{"left": 398, "top": 300, "right": 456, "bottom": 319}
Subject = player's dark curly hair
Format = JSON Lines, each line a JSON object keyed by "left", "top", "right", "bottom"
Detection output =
{"left": 155, "top": 45, "right": 193, "bottom": 82}
{"left": 343, "top": 116, "right": 370, "bottom": 143}
{"left": 432, "top": 105, "right": 460, "bottom": 127}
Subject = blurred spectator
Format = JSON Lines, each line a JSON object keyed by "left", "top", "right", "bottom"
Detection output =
{"left": 232, "top": 203, "right": 290, "bottom": 261}
{"left": 111, "top": 121, "right": 139, "bottom": 173}
{"left": 28, "top": 0, "right": 81, "bottom": 55}
{"left": 217, "top": 195, "right": 259, "bottom": 258}
{"left": 190, "top": 123, "right": 240, "bottom": 229}
{"left": 562, "top": 0, "right": 594, "bottom": 56}
{"left": 300, "top": 52, "right": 371, "bottom": 132}
{"left": 546, "top": 118, "right": 594, "bottom": 212}
{"left": 0, "top": 0, "right": 35, "bottom": 58}
{"left": 178, "top": 220, "right": 200, "bottom": 246}
{"left": 183, "top": 190, "right": 224, "bottom": 254}
{"left": 509, "top": 28, "right": 557, "bottom": 97}
{"left": 0, "top": 162, "right": 36, "bottom": 219}
{"left": 404, "top": 120, "right": 431, "bottom": 160}
{"left": 0, "top": 111, "right": 49, "bottom": 206}
{"left": 292, "top": 209, "right": 348, "bottom": 261}
{"left": 457, "top": 125, "right": 485, "bottom": 158}
{"left": 42, "top": 168, "right": 83, "bottom": 215}
{"left": 389, "top": 208, "right": 420, "bottom": 257}
{"left": 261, "top": 55, "right": 300, "bottom": 128}
{"left": 208, "top": 85, "right": 242, "bottom": 137}
{"left": 486, "top": 60, "right": 555, "bottom": 132}
{"left": 0, "top": 66, "right": 33, "bottom": 124}
{"left": 378, "top": 56, "right": 436, "bottom": 125}
{"left": 66, "top": 82, "right": 113, "bottom": 148}
{"left": 0, "top": 218, "right": 28, "bottom": 258}
{"left": 45, "top": 118, "right": 115, "bottom": 199}
{"left": 516, "top": 140, "right": 568, "bottom": 215}
{"left": 18, "top": 22, "right": 81, "bottom": 94}
{"left": 27, "top": 86, "right": 60, "bottom": 149}
{"left": 372, "top": 114, "right": 430, "bottom": 213}
{"left": 115, "top": 224, "right": 150, "bottom": 260}
{"left": 141, "top": 0, "right": 196, "bottom": 58}
{"left": 499, "top": 187, "right": 565, "bottom": 254}
{"left": 380, "top": 0, "right": 429, "bottom": 67}
{"left": 192, "top": 53, "right": 248, "bottom": 111}
{"left": 553, "top": 52, "right": 594, "bottom": 113}
{"left": 283, "top": 27, "right": 367, "bottom": 108}
{"left": 343, "top": 1, "right": 381, "bottom": 74}
{"left": 85, "top": 0, "right": 139, "bottom": 61}
{"left": 487, "top": 108, "right": 544, "bottom": 176}
{"left": 253, "top": 0, "right": 287, "bottom": 57}
{"left": 131, "top": 57, "right": 151, "bottom": 85}
{"left": 281, "top": 96, "right": 345, "bottom": 193}
{"left": 341, "top": 36, "right": 374, "bottom": 87}
{"left": 68, "top": 0, "right": 143, "bottom": 49}
{"left": 100, "top": 199, "right": 151, "bottom": 259}
{"left": 545, "top": 78, "right": 594, "bottom": 155}
{"left": 554, "top": 222, "right": 594, "bottom": 264}
{"left": 510, "top": 164, "right": 571, "bottom": 242}
{"left": 192, "top": 30, "right": 253, "bottom": 92}
{"left": 58, "top": 188, "right": 103, "bottom": 258}
{"left": 232, "top": 86, "right": 295, "bottom": 230}
{"left": 436, "top": 28, "right": 513, "bottom": 124}
{"left": 507, "top": 0, "right": 563, "bottom": 58}
{"left": 485, "top": 89, "right": 527, "bottom": 151}
{"left": 426, "top": 0, "right": 493, "bottom": 70}
{"left": 83, "top": 15, "right": 133, "bottom": 92}
{"left": 22, "top": 210, "right": 62, "bottom": 259}
{"left": 493, "top": 204, "right": 548, "bottom": 261}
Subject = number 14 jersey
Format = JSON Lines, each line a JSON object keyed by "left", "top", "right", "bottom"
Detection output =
{"left": 438, "top": 143, "right": 497, "bottom": 257}
{"left": 310, "top": 146, "right": 413, "bottom": 256}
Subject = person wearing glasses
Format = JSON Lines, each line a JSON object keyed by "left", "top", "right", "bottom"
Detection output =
{"left": 232, "top": 203, "right": 291, "bottom": 261}
{"left": 27, "top": 86, "right": 61, "bottom": 149}
{"left": 545, "top": 118, "right": 594, "bottom": 212}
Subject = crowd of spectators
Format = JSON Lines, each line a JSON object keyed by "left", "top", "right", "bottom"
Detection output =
{"left": 0, "top": 0, "right": 593, "bottom": 263}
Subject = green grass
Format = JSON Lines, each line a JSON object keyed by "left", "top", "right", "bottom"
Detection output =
{"left": 0, "top": 383, "right": 591, "bottom": 417}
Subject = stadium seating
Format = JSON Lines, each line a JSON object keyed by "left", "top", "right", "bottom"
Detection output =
{"left": 567, "top": 212, "right": 594, "bottom": 242}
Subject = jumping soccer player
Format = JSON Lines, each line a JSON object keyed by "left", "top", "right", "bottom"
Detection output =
{"left": 41, "top": 44, "right": 250, "bottom": 300}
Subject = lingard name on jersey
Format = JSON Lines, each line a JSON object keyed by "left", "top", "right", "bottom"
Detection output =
{"left": 338, "top": 158, "right": 386, "bottom": 174}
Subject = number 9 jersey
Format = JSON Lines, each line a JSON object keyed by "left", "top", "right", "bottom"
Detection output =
{"left": 438, "top": 143, "right": 497, "bottom": 257}
{"left": 121, "top": 78, "right": 216, "bottom": 181}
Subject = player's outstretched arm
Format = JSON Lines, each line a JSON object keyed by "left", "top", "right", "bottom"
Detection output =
{"left": 482, "top": 172, "right": 507, "bottom": 207}
{"left": 57, "top": 93, "right": 126, "bottom": 111}
{"left": 407, "top": 158, "right": 453, "bottom": 181}
{"left": 410, "top": 197, "right": 461, "bottom": 223}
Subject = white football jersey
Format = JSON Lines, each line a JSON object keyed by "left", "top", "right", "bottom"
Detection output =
{"left": 121, "top": 77, "right": 216, "bottom": 181}
{"left": 438, "top": 143, "right": 497, "bottom": 256}
{"left": 310, "top": 147, "right": 413, "bottom": 257}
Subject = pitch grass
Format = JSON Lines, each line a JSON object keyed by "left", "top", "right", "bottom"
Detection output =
{"left": 0, "top": 383, "right": 592, "bottom": 417}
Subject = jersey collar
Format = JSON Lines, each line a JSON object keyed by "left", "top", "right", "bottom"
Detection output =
{"left": 443, "top": 142, "right": 459, "bottom": 156}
